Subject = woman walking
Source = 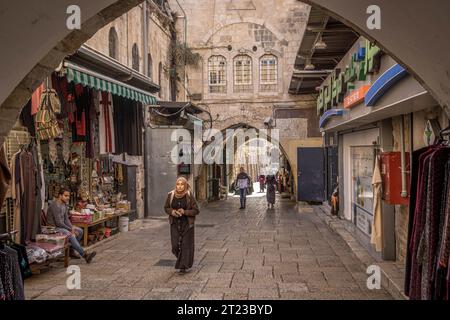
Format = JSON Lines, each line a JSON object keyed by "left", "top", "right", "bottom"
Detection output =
{"left": 164, "top": 177, "right": 199, "bottom": 274}
{"left": 266, "top": 174, "right": 276, "bottom": 209}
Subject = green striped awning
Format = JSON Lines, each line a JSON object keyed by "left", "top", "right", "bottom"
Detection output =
{"left": 65, "top": 66, "right": 157, "bottom": 105}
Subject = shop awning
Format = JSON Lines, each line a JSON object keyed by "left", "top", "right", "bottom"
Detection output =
{"left": 64, "top": 62, "right": 157, "bottom": 105}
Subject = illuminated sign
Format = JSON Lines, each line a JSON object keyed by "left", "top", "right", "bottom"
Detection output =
{"left": 319, "top": 109, "right": 345, "bottom": 128}
{"left": 344, "top": 85, "right": 370, "bottom": 109}
{"left": 365, "top": 64, "right": 407, "bottom": 106}
{"left": 317, "top": 39, "right": 381, "bottom": 113}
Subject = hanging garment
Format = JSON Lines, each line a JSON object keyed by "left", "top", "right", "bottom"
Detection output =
{"left": 435, "top": 160, "right": 450, "bottom": 300}
{"left": 31, "top": 83, "right": 44, "bottom": 116}
{"left": 19, "top": 149, "right": 38, "bottom": 244}
{"left": 51, "top": 73, "right": 76, "bottom": 119}
{"left": 98, "top": 92, "right": 116, "bottom": 154}
{"left": 112, "top": 96, "right": 143, "bottom": 156}
{"left": 0, "top": 245, "right": 25, "bottom": 300}
{"left": 405, "top": 146, "right": 434, "bottom": 296}
{"left": 371, "top": 155, "right": 383, "bottom": 252}
{"left": 11, "top": 151, "right": 23, "bottom": 244}
{"left": 48, "top": 139, "right": 58, "bottom": 165}
{"left": 72, "top": 84, "right": 88, "bottom": 142}
{"left": 0, "top": 146, "right": 11, "bottom": 209}
{"left": 409, "top": 150, "right": 435, "bottom": 299}
{"left": 32, "top": 144, "right": 42, "bottom": 237}
{"left": 20, "top": 101, "right": 36, "bottom": 137}
{"left": 417, "top": 148, "right": 450, "bottom": 300}
{"left": 85, "top": 89, "right": 96, "bottom": 159}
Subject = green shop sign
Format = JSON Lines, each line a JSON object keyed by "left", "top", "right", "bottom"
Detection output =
{"left": 317, "top": 39, "right": 381, "bottom": 115}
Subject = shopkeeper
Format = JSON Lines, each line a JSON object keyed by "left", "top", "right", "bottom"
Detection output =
{"left": 46, "top": 187, "right": 96, "bottom": 264}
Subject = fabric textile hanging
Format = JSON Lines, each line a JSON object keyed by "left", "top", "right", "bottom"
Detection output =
{"left": 98, "top": 91, "right": 116, "bottom": 154}
{"left": 0, "top": 241, "right": 25, "bottom": 301}
{"left": 112, "top": 95, "right": 143, "bottom": 156}
{"left": 405, "top": 142, "right": 450, "bottom": 300}
{"left": 371, "top": 155, "right": 383, "bottom": 252}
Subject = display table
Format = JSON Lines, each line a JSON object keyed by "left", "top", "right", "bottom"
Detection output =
{"left": 72, "top": 211, "right": 133, "bottom": 247}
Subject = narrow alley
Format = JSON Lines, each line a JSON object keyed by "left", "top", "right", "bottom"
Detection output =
{"left": 24, "top": 195, "right": 392, "bottom": 300}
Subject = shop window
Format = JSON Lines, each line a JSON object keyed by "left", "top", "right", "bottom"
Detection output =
{"left": 259, "top": 54, "right": 278, "bottom": 92}
{"left": 351, "top": 146, "right": 375, "bottom": 237}
{"left": 208, "top": 55, "right": 227, "bottom": 94}
{"left": 233, "top": 55, "right": 253, "bottom": 93}
{"left": 132, "top": 43, "right": 140, "bottom": 72}
{"left": 108, "top": 27, "right": 119, "bottom": 60}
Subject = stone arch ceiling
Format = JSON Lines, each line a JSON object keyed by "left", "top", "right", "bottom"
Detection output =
{"left": 0, "top": 0, "right": 144, "bottom": 145}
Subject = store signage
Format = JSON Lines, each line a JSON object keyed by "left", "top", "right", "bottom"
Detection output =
{"left": 344, "top": 85, "right": 370, "bottom": 109}
{"left": 319, "top": 109, "right": 345, "bottom": 128}
{"left": 317, "top": 39, "right": 381, "bottom": 114}
{"left": 365, "top": 63, "right": 408, "bottom": 106}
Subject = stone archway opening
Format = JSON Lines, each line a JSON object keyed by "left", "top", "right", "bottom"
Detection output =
{"left": 198, "top": 122, "right": 295, "bottom": 202}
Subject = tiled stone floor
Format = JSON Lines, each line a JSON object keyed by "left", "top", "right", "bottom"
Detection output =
{"left": 25, "top": 195, "right": 392, "bottom": 300}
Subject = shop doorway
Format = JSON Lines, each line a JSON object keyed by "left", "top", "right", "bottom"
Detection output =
{"left": 297, "top": 147, "right": 325, "bottom": 202}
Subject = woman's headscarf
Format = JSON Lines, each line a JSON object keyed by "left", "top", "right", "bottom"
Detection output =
{"left": 174, "top": 176, "right": 191, "bottom": 199}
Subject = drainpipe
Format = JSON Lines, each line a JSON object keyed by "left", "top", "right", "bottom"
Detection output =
{"left": 174, "top": 0, "right": 187, "bottom": 101}
{"left": 400, "top": 115, "right": 408, "bottom": 198}
{"left": 143, "top": 1, "right": 149, "bottom": 77}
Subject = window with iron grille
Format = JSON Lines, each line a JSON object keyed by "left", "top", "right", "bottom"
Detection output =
{"left": 208, "top": 56, "right": 227, "bottom": 94}
{"left": 234, "top": 55, "right": 253, "bottom": 93}
{"left": 260, "top": 55, "right": 278, "bottom": 92}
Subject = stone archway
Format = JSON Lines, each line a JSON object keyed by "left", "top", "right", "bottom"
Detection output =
{"left": 198, "top": 122, "right": 295, "bottom": 198}
{"left": 0, "top": 0, "right": 144, "bottom": 145}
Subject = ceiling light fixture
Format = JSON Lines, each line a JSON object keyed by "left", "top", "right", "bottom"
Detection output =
{"left": 314, "top": 36, "right": 327, "bottom": 50}
{"left": 304, "top": 59, "right": 315, "bottom": 70}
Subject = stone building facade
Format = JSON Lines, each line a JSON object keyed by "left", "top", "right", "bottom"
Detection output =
{"left": 170, "top": 0, "right": 322, "bottom": 197}
{"left": 83, "top": 1, "right": 175, "bottom": 218}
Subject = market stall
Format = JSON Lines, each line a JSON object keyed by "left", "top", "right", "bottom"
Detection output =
{"left": 0, "top": 66, "right": 156, "bottom": 274}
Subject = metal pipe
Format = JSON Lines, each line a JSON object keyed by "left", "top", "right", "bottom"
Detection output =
{"left": 400, "top": 115, "right": 408, "bottom": 198}
{"left": 143, "top": 1, "right": 149, "bottom": 78}
{"left": 174, "top": 0, "right": 187, "bottom": 100}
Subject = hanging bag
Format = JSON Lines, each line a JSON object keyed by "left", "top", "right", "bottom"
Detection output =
{"left": 35, "top": 78, "right": 62, "bottom": 140}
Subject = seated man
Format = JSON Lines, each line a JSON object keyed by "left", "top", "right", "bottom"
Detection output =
{"left": 46, "top": 187, "right": 96, "bottom": 264}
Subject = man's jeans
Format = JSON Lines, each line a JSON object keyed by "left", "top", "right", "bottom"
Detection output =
{"left": 57, "top": 227, "right": 85, "bottom": 257}
{"left": 239, "top": 188, "right": 247, "bottom": 208}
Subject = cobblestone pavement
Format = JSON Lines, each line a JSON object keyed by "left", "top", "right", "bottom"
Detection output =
{"left": 25, "top": 195, "right": 393, "bottom": 300}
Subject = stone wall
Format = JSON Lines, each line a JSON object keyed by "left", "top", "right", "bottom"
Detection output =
{"left": 169, "top": 0, "right": 320, "bottom": 198}
{"left": 85, "top": 1, "right": 173, "bottom": 101}
{"left": 83, "top": 1, "right": 175, "bottom": 217}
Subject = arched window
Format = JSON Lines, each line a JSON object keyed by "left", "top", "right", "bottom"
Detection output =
{"left": 132, "top": 43, "right": 140, "bottom": 72}
{"left": 233, "top": 55, "right": 252, "bottom": 93}
{"left": 260, "top": 54, "right": 278, "bottom": 92}
{"left": 108, "top": 27, "right": 119, "bottom": 60}
{"left": 147, "top": 53, "right": 153, "bottom": 79}
{"left": 208, "top": 55, "right": 227, "bottom": 94}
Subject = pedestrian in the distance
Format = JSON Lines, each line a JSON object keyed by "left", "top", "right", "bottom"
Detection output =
{"left": 259, "top": 175, "right": 266, "bottom": 193}
{"left": 265, "top": 174, "right": 276, "bottom": 209}
{"left": 164, "top": 177, "right": 199, "bottom": 274}
{"left": 236, "top": 167, "right": 251, "bottom": 209}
